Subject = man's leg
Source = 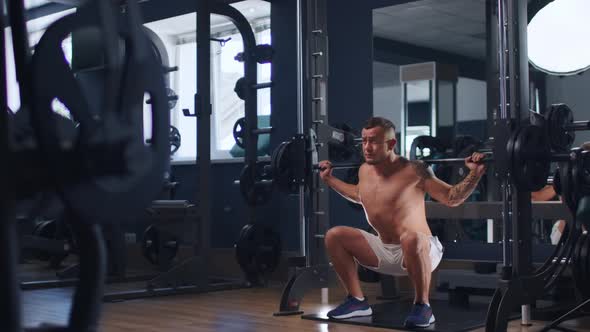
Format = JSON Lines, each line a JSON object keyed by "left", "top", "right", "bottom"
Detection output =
{"left": 324, "top": 226, "right": 379, "bottom": 299}
{"left": 400, "top": 231, "right": 432, "bottom": 304}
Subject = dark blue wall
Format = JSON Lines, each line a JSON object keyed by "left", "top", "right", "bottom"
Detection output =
{"left": 325, "top": 0, "right": 373, "bottom": 230}
{"left": 455, "top": 120, "right": 487, "bottom": 142}
{"left": 267, "top": 0, "right": 300, "bottom": 250}
{"left": 171, "top": 163, "right": 287, "bottom": 248}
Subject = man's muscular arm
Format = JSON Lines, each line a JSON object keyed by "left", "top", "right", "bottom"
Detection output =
{"left": 417, "top": 162, "right": 485, "bottom": 207}
{"left": 324, "top": 176, "right": 361, "bottom": 204}
{"left": 446, "top": 171, "right": 484, "bottom": 206}
{"left": 318, "top": 160, "right": 361, "bottom": 204}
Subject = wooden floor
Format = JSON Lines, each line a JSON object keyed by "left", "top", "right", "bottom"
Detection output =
{"left": 21, "top": 284, "right": 590, "bottom": 332}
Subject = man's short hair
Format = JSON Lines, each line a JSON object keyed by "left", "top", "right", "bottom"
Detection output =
{"left": 363, "top": 117, "right": 396, "bottom": 134}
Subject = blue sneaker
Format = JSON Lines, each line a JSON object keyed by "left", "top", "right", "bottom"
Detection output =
{"left": 327, "top": 295, "right": 373, "bottom": 319}
{"left": 404, "top": 302, "right": 435, "bottom": 328}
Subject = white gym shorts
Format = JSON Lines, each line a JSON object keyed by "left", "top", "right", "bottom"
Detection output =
{"left": 355, "top": 229, "right": 444, "bottom": 276}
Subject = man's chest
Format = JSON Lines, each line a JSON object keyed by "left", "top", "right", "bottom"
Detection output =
{"left": 358, "top": 170, "right": 421, "bottom": 203}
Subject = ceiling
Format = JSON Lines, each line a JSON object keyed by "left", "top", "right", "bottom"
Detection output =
{"left": 373, "top": 0, "right": 486, "bottom": 60}
{"left": 145, "top": 0, "right": 270, "bottom": 38}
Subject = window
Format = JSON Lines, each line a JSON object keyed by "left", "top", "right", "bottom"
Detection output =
{"left": 211, "top": 26, "right": 271, "bottom": 157}
{"left": 5, "top": 8, "right": 74, "bottom": 113}
{"left": 15, "top": 2, "right": 271, "bottom": 163}
{"left": 173, "top": 42, "right": 196, "bottom": 160}
{"left": 144, "top": 0, "right": 271, "bottom": 163}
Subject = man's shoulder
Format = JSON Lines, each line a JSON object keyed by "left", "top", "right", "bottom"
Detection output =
{"left": 396, "top": 157, "right": 424, "bottom": 170}
{"left": 407, "top": 159, "right": 433, "bottom": 179}
{"left": 358, "top": 162, "right": 370, "bottom": 177}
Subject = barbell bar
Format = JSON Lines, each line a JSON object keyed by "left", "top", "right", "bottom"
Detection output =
{"left": 312, "top": 152, "right": 572, "bottom": 171}
{"left": 312, "top": 161, "right": 556, "bottom": 185}
{"left": 420, "top": 151, "right": 571, "bottom": 165}
{"left": 313, "top": 162, "right": 362, "bottom": 171}
{"left": 564, "top": 120, "right": 590, "bottom": 132}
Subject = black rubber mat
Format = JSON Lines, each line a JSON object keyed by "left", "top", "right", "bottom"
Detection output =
{"left": 302, "top": 298, "right": 493, "bottom": 331}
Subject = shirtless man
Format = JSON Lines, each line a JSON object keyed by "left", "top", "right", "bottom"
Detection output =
{"left": 320, "top": 117, "right": 486, "bottom": 328}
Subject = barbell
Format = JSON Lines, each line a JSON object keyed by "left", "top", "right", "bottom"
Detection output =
{"left": 419, "top": 153, "right": 570, "bottom": 165}
{"left": 313, "top": 162, "right": 362, "bottom": 171}
{"left": 314, "top": 125, "right": 569, "bottom": 185}
{"left": 312, "top": 156, "right": 494, "bottom": 170}
{"left": 312, "top": 158, "right": 556, "bottom": 179}
{"left": 237, "top": 104, "right": 590, "bottom": 204}
{"left": 546, "top": 103, "right": 589, "bottom": 151}
{"left": 312, "top": 151, "right": 570, "bottom": 170}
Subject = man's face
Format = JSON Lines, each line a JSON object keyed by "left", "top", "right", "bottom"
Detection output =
{"left": 361, "top": 126, "right": 396, "bottom": 165}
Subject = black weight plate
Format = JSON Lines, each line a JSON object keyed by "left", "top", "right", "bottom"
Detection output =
{"left": 576, "top": 233, "right": 590, "bottom": 296}
{"left": 269, "top": 141, "right": 285, "bottom": 181}
{"left": 142, "top": 225, "right": 159, "bottom": 265}
{"left": 451, "top": 136, "right": 482, "bottom": 157}
{"left": 160, "top": 236, "right": 179, "bottom": 267}
{"left": 239, "top": 163, "right": 254, "bottom": 205}
{"left": 141, "top": 224, "right": 178, "bottom": 266}
{"left": 234, "top": 77, "right": 246, "bottom": 100}
{"left": 505, "top": 127, "right": 519, "bottom": 170}
{"left": 565, "top": 149, "right": 585, "bottom": 209}
{"left": 561, "top": 163, "right": 577, "bottom": 213}
{"left": 409, "top": 135, "right": 446, "bottom": 161}
{"left": 254, "top": 44, "right": 274, "bottom": 64}
{"left": 547, "top": 104, "right": 575, "bottom": 152}
{"left": 572, "top": 233, "right": 586, "bottom": 295}
{"left": 581, "top": 234, "right": 590, "bottom": 296}
{"left": 239, "top": 163, "right": 273, "bottom": 206}
{"left": 572, "top": 155, "right": 583, "bottom": 204}
{"left": 451, "top": 137, "right": 482, "bottom": 184}
{"left": 552, "top": 169, "right": 562, "bottom": 196}
{"left": 170, "top": 125, "right": 181, "bottom": 155}
{"left": 166, "top": 87, "right": 178, "bottom": 109}
{"left": 233, "top": 117, "right": 246, "bottom": 148}
{"left": 32, "top": 219, "right": 71, "bottom": 265}
{"left": 579, "top": 153, "right": 590, "bottom": 204}
{"left": 235, "top": 223, "right": 256, "bottom": 280}
{"left": 571, "top": 233, "right": 581, "bottom": 291}
{"left": 512, "top": 125, "right": 551, "bottom": 192}
{"left": 450, "top": 144, "right": 479, "bottom": 182}
{"left": 235, "top": 223, "right": 281, "bottom": 284}
{"left": 31, "top": 12, "right": 169, "bottom": 224}
{"left": 33, "top": 220, "right": 56, "bottom": 261}
{"left": 256, "top": 228, "right": 281, "bottom": 272}
{"left": 273, "top": 141, "right": 296, "bottom": 193}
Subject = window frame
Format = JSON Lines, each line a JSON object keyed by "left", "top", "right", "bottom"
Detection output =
{"left": 169, "top": 18, "right": 271, "bottom": 164}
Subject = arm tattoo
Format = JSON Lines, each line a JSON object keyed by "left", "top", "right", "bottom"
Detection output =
{"left": 447, "top": 171, "right": 481, "bottom": 206}
{"left": 412, "top": 161, "right": 433, "bottom": 188}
